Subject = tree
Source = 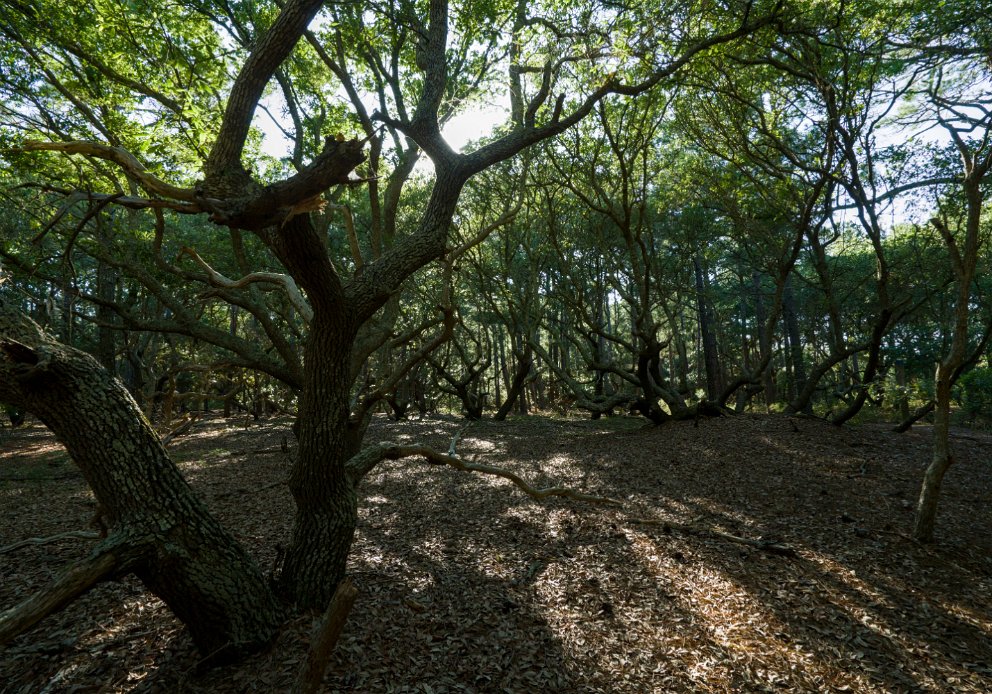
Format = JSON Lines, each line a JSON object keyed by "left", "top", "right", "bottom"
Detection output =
{"left": 1, "top": 0, "right": 786, "bottom": 651}
{"left": 911, "top": 42, "right": 992, "bottom": 541}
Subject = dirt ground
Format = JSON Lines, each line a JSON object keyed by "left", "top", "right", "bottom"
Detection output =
{"left": 1, "top": 412, "right": 991, "bottom": 693}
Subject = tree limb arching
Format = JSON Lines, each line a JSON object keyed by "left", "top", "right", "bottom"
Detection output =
{"left": 19, "top": 141, "right": 199, "bottom": 202}
{"left": 345, "top": 440, "right": 621, "bottom": 506}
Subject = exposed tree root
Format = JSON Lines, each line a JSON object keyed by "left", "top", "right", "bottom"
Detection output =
{"left": 0, "top": 530, "right": 100, "bottom": 556}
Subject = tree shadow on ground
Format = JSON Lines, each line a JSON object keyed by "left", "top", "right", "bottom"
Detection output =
{"left": 2, "top": 413, "right": 991, "bottom": 691}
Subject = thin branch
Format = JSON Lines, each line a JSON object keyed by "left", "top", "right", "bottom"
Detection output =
{"left": 346, "top": 442, "right": 621, "bottom": 505}
{"left": 177, "top": 246, "right": 313, "bottom": 325}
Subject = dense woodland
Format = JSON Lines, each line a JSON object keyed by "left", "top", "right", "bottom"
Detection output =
{"left": 0, "top": 0, "right": 990, "bottom": 690}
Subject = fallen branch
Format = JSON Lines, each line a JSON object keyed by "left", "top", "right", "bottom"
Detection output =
{"left": 0, "top": 546, "right": 122, "bottom": 645}
{"left": 293, "top": 578, "right": 358, "bottom": 694}
{"left": 628, "top": 518, "right": 798, "bottom": 558}
{"left": 0, "top": 530, "right": 100, "bottom": 556}
{"left": 893, "top": 400, "right": 935, "bottom": 433}
{"left": 347, "top": 442, "right": 621, "bottom": 505}
{"left": 161, "top": 413, "right": 201, "bottom": 447}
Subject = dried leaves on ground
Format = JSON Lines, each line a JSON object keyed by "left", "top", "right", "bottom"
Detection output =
{"left": 1, "top": 413, "right": 991, "bottom": 693}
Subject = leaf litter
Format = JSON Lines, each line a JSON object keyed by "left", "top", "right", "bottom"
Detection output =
{"left": 1, "top": 413, "right": 991, "bottom": 692}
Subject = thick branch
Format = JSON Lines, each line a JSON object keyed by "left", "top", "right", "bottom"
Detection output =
{"left": 206, "top": 0, "right": 329, "bottom": 176}
{"left": 19, "top": 141, "right": 198, "bottom": 202}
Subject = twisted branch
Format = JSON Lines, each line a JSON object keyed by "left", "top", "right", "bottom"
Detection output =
{"left": 346, "top": 441, "right": 620, "bottom": 505}
{"left": 178, "top": 246, "right": 313, "bottom": 325}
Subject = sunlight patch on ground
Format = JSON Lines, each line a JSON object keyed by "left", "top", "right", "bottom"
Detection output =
{"left": 619, "top": 526, "right": 868, "bottom": 691}
{"left": 461, "top": 436, "right": 496, "bottom": 452}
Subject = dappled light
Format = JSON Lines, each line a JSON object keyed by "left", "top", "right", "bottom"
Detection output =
{"left": 3, "top": 414, "right": 991, "bottom": 691}
{"left": 1, "top": 0, "right": 989, "bottom": 689}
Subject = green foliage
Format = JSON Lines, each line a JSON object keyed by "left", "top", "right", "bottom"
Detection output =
{"left": 958, "top": 368, "right": 992, "bottom": 421}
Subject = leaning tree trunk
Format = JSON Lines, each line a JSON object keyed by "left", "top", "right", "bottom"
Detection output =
{"left": 494, "top": 347, "right": 532, "bottom": 421}
{"left": 0, "top": 299, "right": 281, "bottom": 657}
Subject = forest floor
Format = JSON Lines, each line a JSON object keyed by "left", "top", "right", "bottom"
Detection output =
{"left": 1, "top": 412, "right": 991, "bottom": 693}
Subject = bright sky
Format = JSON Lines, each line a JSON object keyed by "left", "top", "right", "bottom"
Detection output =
{"left": 257, "top": 98, "right": 508, "bottom": 163}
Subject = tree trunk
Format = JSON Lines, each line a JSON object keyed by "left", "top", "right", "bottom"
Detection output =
{"left": 753, "top": 273, "right": 776, "bottom": 406}
{"left": 495, "top": 346, "right": 532, "bottom": 421}
{"left": 278, "top": 318, "right": 361, "bottom": 608}
{"left": 913, "top": 362, "right": 954, "bottom": 542}
{"left": 782, "top": 275, "right": 806, "bottom": 405}
{"left": 0, "top": 299, "right": 281, "bottom": 658}
{"left": 693, "top": 255, "right": 722, "bottom": 400}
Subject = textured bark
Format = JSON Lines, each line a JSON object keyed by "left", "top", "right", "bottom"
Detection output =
{"left": 278, "top": 322, "right": 360, "bottom": 607}
{"left": 205, "top": 0, "right": 329, "bottom": 179}
{"left": 261, "top": 215, "right": 362, "bottom": 607}
{"left": 0, "top": 299, "right": 281, "bottom": 657}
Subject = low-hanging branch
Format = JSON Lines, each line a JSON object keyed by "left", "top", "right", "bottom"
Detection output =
{"left": 346, "top": 440, "right": 621, "bottom": 506}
